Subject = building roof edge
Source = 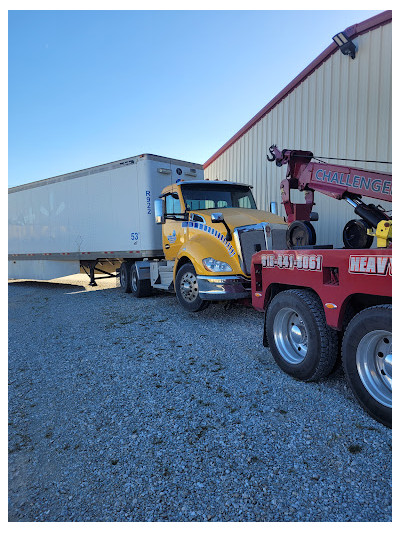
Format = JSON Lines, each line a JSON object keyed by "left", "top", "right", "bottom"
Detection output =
{"left": 203, "top": 10, "right": 392, "bottom": 169}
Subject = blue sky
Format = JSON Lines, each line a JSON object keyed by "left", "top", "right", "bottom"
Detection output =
{"left": 8, "top": 9, "right": 384, "bottom": 187}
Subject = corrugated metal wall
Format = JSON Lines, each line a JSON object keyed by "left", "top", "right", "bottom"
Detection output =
{"left": 205, "top": 22, "right": 392, "bottom": 248}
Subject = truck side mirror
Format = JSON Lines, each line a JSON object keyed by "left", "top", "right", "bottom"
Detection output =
{"left": 154, "top": 198, "right": 165, "bottom": 224}
{"left": 211, "top": 212, "right": 232, "bottom": 241}
{"left": 211, "top": 212, "right": 225, "bottom": 223}
{"left": 270, "top": 202, "right": 278, "bottom": 215}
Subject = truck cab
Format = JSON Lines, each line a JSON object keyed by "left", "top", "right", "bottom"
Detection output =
{"left": 152, "top": 179, "right": 287, "bottom": 310}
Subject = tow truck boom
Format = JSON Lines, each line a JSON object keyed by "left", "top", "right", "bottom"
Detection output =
{"left": 267, "top": 145, "right": 392, "bottom": 247}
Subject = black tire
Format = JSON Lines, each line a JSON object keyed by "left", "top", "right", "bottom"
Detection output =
{"left": 342, "top": 305, "right": 392, "bottom": 427}
{"left": 286, "top": 221, "right": 316, "bottom": 249}
{"left": 120, "top": 262, "right": 132, "bottom": 293}
{"left": 130, "top": 263, "right": 152, "bottom": 298}
{"left": 265, "top": 289, "right": 338, "bottom": 381}
{"left": 343, "top": 219, "right": 374, "bottom": 249}
{"left": 175, "top": 263, "right": 209, "bottom": 312}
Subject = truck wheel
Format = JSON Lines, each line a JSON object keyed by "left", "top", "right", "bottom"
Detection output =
{"left": 286, "top": 221, "right": 316, "bottom": 248}
{"left": 265, "top": 289, "right": 338, "bottom": 381}
{"left": 130, "top": 263, "right": 152, "bottom": 298}
{"left": 175, "top": 263, "right": 209, "bottom": 312}
{"left": 120, "top": 262, "right": 132, "bottom": 293}
{"left": 342, "top": 305, "right": 392, "bottom": 427}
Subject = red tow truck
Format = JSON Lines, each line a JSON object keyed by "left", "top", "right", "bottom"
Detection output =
{"left": 251, "top": 146, "right": 392, "bottom": 427}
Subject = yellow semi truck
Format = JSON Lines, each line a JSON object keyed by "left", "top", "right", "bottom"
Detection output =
{"left": 122, "top": 176, "right": 287, "bottom": 311}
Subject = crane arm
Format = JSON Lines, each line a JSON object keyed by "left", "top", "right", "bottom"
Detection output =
{"left": 267, "top": 145, "right": 392, "bottom": 248}
{"left": 268, "top": 145, "right": 391, "bottom": 217}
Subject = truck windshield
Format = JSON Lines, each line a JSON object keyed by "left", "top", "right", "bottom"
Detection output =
{"left": 181, "top": 183, "right": 257, "bottom": 211}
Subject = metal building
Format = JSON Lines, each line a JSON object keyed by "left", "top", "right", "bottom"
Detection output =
{"left": 204, "top": 11, "right": 392, "bottom": 248}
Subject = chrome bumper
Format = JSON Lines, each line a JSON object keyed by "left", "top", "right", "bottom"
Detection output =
{"left": 197, "top": 275, "right": 251, "bottom": 300}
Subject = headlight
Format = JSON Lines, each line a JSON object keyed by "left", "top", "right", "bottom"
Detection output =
{"left": 202, "top": 257, "right": 232, "bottom": 272}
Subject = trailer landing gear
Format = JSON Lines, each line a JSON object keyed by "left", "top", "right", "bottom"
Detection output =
{"left": 81, "top": 261, "right": 118, "bottom": 287}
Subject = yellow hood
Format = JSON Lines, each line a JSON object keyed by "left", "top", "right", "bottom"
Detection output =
{"left": 194, "top": 208, "right": 286, "bottom": 228}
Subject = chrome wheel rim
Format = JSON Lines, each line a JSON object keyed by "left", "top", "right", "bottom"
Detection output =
{"left": 180, "top": 272, "right": 199, "bottom": 303}
{"left": 273, "top": 307, "right": 308, "bottom": 364}
{"left": 356, "top": 330, "right": 392, "bottom": 407}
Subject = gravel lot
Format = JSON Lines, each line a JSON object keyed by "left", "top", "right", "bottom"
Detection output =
{"left": 8, "top": 274, "right": 392, "bottom": 522}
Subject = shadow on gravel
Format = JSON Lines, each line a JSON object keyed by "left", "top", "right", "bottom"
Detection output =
{"left": 8, "top": 280, "right": 85, "bottom": 291}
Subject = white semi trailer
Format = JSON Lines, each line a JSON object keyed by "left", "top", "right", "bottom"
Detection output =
{"left": 8, "top": 154, "right": 202, "bottom": 284}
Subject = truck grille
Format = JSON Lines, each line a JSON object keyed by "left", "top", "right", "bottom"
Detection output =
{"left": 234, "top": 223, "right": 287, "bottom": 275}
{"left": 235, "top": 226, "right": 267, "bottom": 275}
